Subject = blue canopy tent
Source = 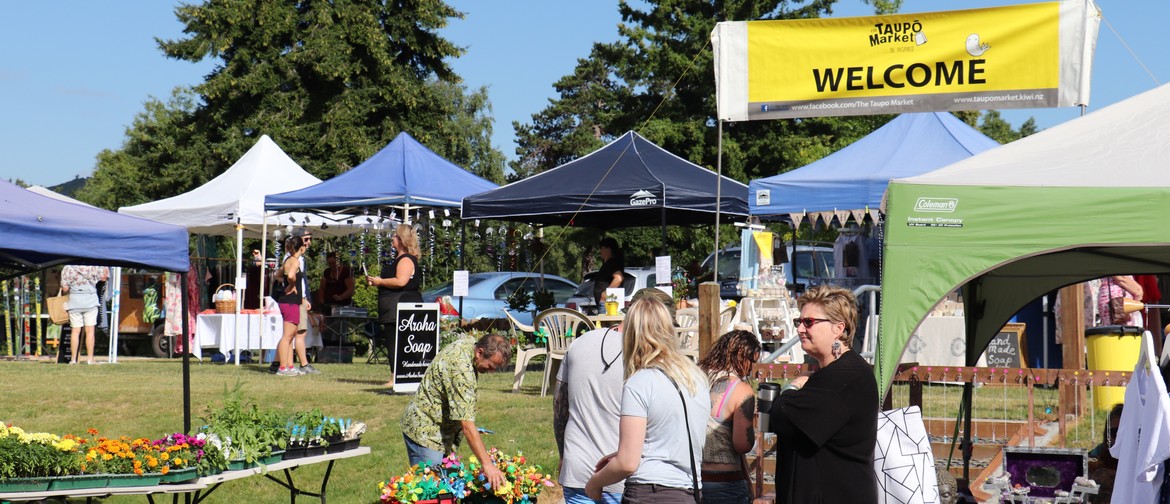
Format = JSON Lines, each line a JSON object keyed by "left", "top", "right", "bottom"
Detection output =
{"left": 0, "top": 179, "right": 189, "bottom": 277}
{"left": 0, "top": 179, "right": 198, "bottom": 435}
{"left": 462, "top": 131, "right": 750, "bottom": 230}
{"left": 264, "top": 131, "right": 498, "bottom": 215}
{"left": 748, "top": 112, "right": 1000, "bottom": 224}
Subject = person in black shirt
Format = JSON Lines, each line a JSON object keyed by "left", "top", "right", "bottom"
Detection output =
{"left": 768, "top": 285, "right": 878, "bottom": 503}
{"left": 366, "top": 224, "right": 423, "bottom": 387}
{"left": 592, "top": 237, "right": 625, "bottom": 306}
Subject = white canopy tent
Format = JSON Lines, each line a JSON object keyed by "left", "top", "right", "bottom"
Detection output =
{"left": 120, "top": 135, "right": 358, "bottom": 364}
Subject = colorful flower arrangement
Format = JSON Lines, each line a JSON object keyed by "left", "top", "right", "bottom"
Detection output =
{"left": 379, "top": 449, "right": 553, "bottom": 504}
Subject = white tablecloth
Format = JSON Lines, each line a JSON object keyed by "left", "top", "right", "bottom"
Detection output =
{"left": 902, "top": 315, "right": 987, "bottom": 368}
{"left": 194, "top": 313, "right": 322, "bottom": 360}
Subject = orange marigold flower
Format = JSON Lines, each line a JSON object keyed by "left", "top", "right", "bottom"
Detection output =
{"left": 161, "top": 466, "right": 170, "bottom": 475}
{"left": 87, "top": 428, "right": 98, "bottom": 436}
{"left": 134, "top": 467, "right": 144, "bottom": 476}
{"left": 148, "top": 458, "right": 159, "bottom": 468}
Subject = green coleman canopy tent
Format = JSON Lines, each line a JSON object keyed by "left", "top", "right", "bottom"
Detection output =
{"left": 877, "top": 82, "right": 1170, "bottom": 393}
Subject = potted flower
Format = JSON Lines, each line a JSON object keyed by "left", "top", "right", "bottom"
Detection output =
{"left": 151, "top": 433, "right": 207, "bottom": 483}
{"left": 0, "top": 424, "right": 84, "bottom": 491}
{"left": 199, "top": 384, "right": 287, "bottom": 469}
{"left": 604, "top": 292, "right": 620, "bottom": 316}
{"left": 83, "top": 435, "right": 165, "bottom": 487}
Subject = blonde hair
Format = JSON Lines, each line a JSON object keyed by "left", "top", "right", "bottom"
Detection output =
{"left": 394, "top": 224, "right": 422, "bottom": 257}
{"left": 797, "top": 285, "right": 858, "bottom": 348}
{"left": 623, "top": 297, "right": 707, "bottom": 395}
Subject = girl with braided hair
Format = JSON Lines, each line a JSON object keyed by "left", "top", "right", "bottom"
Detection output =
{"left": 696, "top": 330, "right": 762, "bottom": 504}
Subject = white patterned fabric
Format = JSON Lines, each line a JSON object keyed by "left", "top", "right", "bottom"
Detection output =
{"left": 874, "top": 406, "right": 940, "bottom": 504}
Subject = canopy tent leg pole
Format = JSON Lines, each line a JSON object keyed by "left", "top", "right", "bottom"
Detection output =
{"left": 260, "top": 218, "right": 269, "bottom": 364}
{"left": 459, "top": 219, "right": 465, "bottom": 317}
{"left": 181, "top": 271, "right": 191, "bottom": 434}
{"left": 234, "top": 219, "right": 244, "bottom": 366}
{"left": 960, "top": 281, "right": 981, "bottom": 486}
{"left": 108, "top": 268, "right": 122, "bottom": 363}
{"left": 714, "top": 120, "right": 723, "bottom": 281}
{"left": 661, "top": 206, "right": 667, "bottom": 256}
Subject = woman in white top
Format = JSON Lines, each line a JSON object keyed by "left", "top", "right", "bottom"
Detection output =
{"left": 586, "top": 296, "right": 710, "bottom": 503}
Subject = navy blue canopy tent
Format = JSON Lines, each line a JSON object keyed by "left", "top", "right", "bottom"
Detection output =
{"left": 748, "top": 112, "right": 999, "bottom": 223}
{"left": 462, "top": 131, "right": 749, "bottom": 229}
{"left": 265, "top": 132, "right": 497, "bottom": 214}
{"left": 0, "top": 179, "right": 189, "bottom": 278}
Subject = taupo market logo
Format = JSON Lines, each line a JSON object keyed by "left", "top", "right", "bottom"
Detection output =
{"left": 870, "top": 20, "right": 927, "bottom": 47}
{"left": 914, "top": 197, "right": 958, "bottom": 213}
{"left": 630, "top": 190, "right": 657, "bottom": 206}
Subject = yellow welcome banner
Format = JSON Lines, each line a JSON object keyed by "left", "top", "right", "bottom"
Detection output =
{"left": 712, "top": 1, "right": 1100, "bottom": 121}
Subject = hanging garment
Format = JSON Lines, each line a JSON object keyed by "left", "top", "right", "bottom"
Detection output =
{"left": 1109, "top": 330, "right": 1170, "bottom": 503}
{"left": 164, "top": 273, "right": 182, "bottom": 337}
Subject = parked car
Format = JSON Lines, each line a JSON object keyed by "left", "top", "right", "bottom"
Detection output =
{"left": 698, "top": 243, "right": 834, "bottom": 300}
{"left": 565, "top": 267, "right": 662, "bottom": 315}
{"left": 420, "top": 272, "right": 578, "bottom": 325}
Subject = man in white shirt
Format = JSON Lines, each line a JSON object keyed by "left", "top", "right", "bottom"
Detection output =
{"left": 554, "top": 288, "right": 676, "bottom": 504}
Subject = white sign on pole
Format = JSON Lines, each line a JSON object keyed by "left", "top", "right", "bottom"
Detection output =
{"left": 655, "top": 256, "right": 672, "bottom": 285}
{"left": 453, "top": 271, "right": 469, "bottom": 297}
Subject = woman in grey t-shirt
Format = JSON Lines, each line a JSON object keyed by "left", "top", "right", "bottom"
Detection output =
{"left": 586, "top": 296, "right": 709, "bottom": 503}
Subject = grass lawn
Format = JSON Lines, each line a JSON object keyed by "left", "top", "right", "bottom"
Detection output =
{"left": 0, "top": 356, "right": 558, "bottom": 503}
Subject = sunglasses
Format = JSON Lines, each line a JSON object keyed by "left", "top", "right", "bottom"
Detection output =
{"left": 792, "top": 317, "right": 833, "bottom": 328}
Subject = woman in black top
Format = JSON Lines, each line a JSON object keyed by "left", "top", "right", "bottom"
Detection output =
{"left": 768, "top": 285, "right": 878, "bottom": 503}
{"left": 592, "top": 237, "right": 625, "bottom": 306}
{"left": 366, "top": 224, "right": 423, "bottom": 386}
{"left": 275, "top": 236, "right": 308, "bottom": 376}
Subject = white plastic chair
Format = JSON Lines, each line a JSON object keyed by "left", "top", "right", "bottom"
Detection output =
{"left": 675, "top": 308, "right": 699, "bottom": 361}
{"left": 503, "top": 310, "right": 547, "bottom": 392}
{"left": 534, "top": 308, "right": 593, "bottom": 396}
{"left": 719, "top": 305, "right": 738, "bottom": 334}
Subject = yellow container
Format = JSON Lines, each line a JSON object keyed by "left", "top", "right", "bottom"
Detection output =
{"left": 605, "top": 301, "right": 619, "bottom": 316}
{"left": 1085, "top": 326, "right": 1143, "bottom": 411}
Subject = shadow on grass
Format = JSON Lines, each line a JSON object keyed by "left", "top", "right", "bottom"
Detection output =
{"left": 336, "top": 377, "right": 390, "bottom": 386}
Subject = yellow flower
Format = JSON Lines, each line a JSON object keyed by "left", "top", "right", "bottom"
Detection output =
{"left": 160, "top": 452, "right": 170, "bottom": 461}
{"left": 53, "top": 438, "right": 78, "bottom": 451}
{"left": 102, "top": 453, "right": 114, "bottom": 461}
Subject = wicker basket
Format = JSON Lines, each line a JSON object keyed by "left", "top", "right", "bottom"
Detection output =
{"left": 214, "top": 283, "right": 237, "bottom": 314}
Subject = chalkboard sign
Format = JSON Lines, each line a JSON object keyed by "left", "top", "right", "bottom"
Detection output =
{"left": 984, "top": 322, "right": 1027, "bottom": 368}
{"left": 393, "top": 302, "right": 441, "bottom": 394}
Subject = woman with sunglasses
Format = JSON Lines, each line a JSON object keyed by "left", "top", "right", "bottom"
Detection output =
{"left": 766, "top": 285, "right": 877, "bottom": 503}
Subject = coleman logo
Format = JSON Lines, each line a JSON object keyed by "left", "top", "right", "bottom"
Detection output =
{"left": 630, "top": 190, "right": 657, "bottom": 206}
{"left": 914, "top": 197, "right": 957, "bottom": 213}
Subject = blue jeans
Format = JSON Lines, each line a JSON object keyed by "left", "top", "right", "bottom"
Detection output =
{"left": 701, "top": 480, "right": 750, "bottom": 504}
{"left": 402, "top": 433, "right": 444, "bottom": 467}
{"left": 563, "top": 486, "right": 622, "bottom": 504}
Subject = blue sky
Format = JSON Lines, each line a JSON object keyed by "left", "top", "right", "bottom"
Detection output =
{"left": 0, "top": 0, "right": 1163, "bottom": 187}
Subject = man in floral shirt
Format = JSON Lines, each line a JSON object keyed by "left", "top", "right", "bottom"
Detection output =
{"left": 400, "top": 333, "right": 510, "bottom": 488}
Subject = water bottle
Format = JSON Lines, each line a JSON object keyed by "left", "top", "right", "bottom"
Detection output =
{"left": 757, "top": 382, "right": 781, "bottom": 432}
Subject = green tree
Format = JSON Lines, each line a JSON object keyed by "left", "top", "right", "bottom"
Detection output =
{"left": 82, "top": 0, "right": 505, "bottom": 209}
